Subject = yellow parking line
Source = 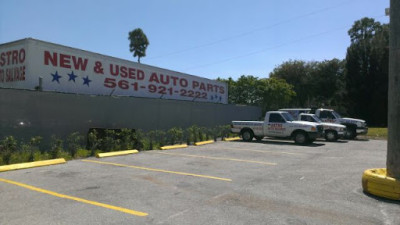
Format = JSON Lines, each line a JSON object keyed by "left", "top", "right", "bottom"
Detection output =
{"left": 213, "top": 147, "right": 303, "bottom": 156}
{"left": 155, "top": 152, "right": 277, "bottom": 166}
{"left": 0, "top": 178, "right": 147, "bottom": 217}
{"left": 82, "top": 160, "right": 232, "bottom": 182}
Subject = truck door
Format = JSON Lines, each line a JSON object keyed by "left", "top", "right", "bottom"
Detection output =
{"left": 266, "top": 113, "right": 287, "bottom": 137}
{"left": 300, "top": 115, "right": 315, "bottom": 122}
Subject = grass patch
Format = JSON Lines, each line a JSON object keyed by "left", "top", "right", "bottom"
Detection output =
{"left": 362, "top": 127, "right": 387, "bottom": 140}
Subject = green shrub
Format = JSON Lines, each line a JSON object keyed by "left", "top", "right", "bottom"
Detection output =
{"left": 28, "top": 136, "right": 43, "bottom": 161}
{"left": 154, "top": 130, "right": 166, "bottom": 147}
{"left": 66, "top": 132, "right": 84, "bottom": 157}
{"left": 120, "top": 128, "right": 134, "bottom": 150}
{"left": 167, "top": 127, "right": 184, "bottom": 145}
{"left": 75, "top": 149, "right": 91, "bottom": 158}
{"left": 0, "top": 136, "right": 18, "bottom": 164}
{"left": 49, "top": 135, "right": 64, "bottom": 159}
{"left": 58, "top": 151, "right": 72, "bottom": 160}
{"left": 88, "top": 130, "right": 101, "bottom": 156}
{"left": 102, "top": 130, "right": 118, "bottom": 151}
{"left": 218, "top": 125, "right": 232, "bottom": 138}
{"left": 144, "top": 130, "right": 155, "bottom": 150}
{"left": 133, "top": 130, "right": 145, "bottom": 150}
{"left": 187, "top": 125, "right": 200, "bottom": 143}
{"left": 152, "top": 142, "right": 161, "bottom": 150}
{"left": 0, "top": 124, "right": 233, "bottom": 164}
{"left": 33, "top": 151, "right": 50, "bottom": 161}
{"left": 211, "top": 127, "right": 220, "bottom": 141}
{"left": 9, "top": 151, "right": 31, "bottom": 164}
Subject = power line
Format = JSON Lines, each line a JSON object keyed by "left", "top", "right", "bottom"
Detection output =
{"left": 182, "top": 26, "right": 348, "bottom": 71}
{"left": 147, "top": 0, "right": 356, "bottom": 60}
{"left": 182, "top": 14, "right": 386, "bottom": 72}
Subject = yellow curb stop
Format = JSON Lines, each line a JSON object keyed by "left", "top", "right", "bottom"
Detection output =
{"left": 160, "top": 144, "right": 188, "bottom": 150}
{"left": 362, "top": 168, "right": 400, "bottom": 200}
{"left": 0, "top": 158, "right": 66, "bottom": 172}
{"left": 223, "top": 137, "right": 241, "bottom": 141}
{"left": 96, "top": 150, "right": 138, "bottom": 158}
{"left": 194, "top": 140, "right": 215, "bottom": 146}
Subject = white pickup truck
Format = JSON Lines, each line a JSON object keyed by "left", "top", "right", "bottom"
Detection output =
{"left": 297, "top": 113, "right": 346, "bottom": 142}
{"left": 313, "top": 108, "right": 368, "bottom": 139}
{"left": 231, "top": 111, "right": 323, "bottom": 145}
{"left": 280, "top": 108, "right": 368, "bottom": 139}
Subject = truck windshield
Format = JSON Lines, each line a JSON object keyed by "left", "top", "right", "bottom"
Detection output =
{"left": 282, "top": 113, "right": 294, "bottom": 121}
{"left": 332, "top": 111, "right": 342, "bottom": 119}
{"left": 311, "top": 115, "right": 322, "bottom": 123}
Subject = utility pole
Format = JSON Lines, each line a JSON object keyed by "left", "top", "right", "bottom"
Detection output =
{"left": 387, "top": 0, "right": 400, "bottom": 179}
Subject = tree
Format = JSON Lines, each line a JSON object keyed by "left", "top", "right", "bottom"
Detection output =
{"left": 218, "top": 75, "right": 260, "bottom": 105}
{"left": 257, "top": 78, "right": 296, "bottom": 113}
{"left": 217, "top": 75, "right": 295, "bottom": 112}
{"left": 269, "top": 60, "right": 314, "bottom": 107}
{"left": 217, "top": 77, "right": 237, "bottom": 104}
{"left": 310, "top": 59, "right": 346, "bottom": 109}
{"left": 234, "top": 75, "right": 260, "bottom": 105}
{"left": 128, "top": 28, "right": 149, "bottom": 63}
{"left": 345, "top": 17, "right": 389, "bottom": 126}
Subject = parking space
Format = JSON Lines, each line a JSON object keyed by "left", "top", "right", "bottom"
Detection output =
{"left": 1, "top": 139, "right": 399, "bottom": 225}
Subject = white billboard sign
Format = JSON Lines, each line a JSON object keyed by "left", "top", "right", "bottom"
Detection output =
{"left": 0, "top": 39, "right": 228, "bottom": 104}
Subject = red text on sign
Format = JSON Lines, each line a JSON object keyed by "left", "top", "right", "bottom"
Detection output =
{"left": 148, "top": 72, "right": 188, "bottom": 87}
{"left": 0, "top": 66, "right": 26, "bottom": 83}
{"left": 192, "top": 81, "right": 225, "bottom": 94}
{"left": 0, "top": 48, "right": 25, "bottom": 67}
{"left": 44, "top": 51, "right": 88, "bottom": 71}
{"left": 109, "top": 64, "right": 145, "bottom": 80}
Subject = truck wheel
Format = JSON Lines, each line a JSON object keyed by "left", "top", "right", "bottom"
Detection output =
{"left": 325, "top": 130, "right": 338, "bottom": 142}
{"left": 294, "top": 131, "right": 308, "bottom": 145}
{"left": 344, "top": 128, "right": 356, "bottom": 140}
{"left": 241, "top": 130, "right": 254, "bottom": 142}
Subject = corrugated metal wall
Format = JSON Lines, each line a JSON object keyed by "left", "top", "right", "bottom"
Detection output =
{"left": 0, "top": 88, "right": 261, "bottom": 142}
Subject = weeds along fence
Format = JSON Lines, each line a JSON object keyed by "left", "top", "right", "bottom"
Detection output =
{"left": 0, "top": 125, "right": 235, "bottom": 165}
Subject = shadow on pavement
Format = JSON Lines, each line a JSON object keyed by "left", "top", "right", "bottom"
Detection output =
{"left": 363, "top": 191, "right": 400, "bottom": 205}
{"left": 250, "top": 139, "right": 326, "bottom": 147}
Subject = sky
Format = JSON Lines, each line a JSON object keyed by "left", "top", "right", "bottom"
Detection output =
{"left": 0, "top": 0, "right": 390, "bottom": 80}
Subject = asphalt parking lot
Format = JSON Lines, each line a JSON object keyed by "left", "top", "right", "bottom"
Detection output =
{"left": 0, "top": 138, "right": 399, "bottom": 225}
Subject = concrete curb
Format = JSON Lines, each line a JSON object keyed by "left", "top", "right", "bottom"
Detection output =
{"left": 0, "top": 158, "right": 66, "bottom": 172}
{"left": 160, "top": 144, "right": 188, "bottom": 150}
{"left": 96, "top": 150, "right": 138, "bottom": 158}
{"left": 223, "top": 137, "right": 241, "bottom": 141}
{"left": 194, "top": 140, "right": 215, "bottom": 146}
{"left": 362, "top": 168, "right": 400, "bottom": 200}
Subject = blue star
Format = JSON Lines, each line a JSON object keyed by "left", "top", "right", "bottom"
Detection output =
{"left": 68, "top": 71, "right": 78, "bottom": 82}
{"left": 51, "top": 71, "right": 62, "bottom": 83}
{"left": 82, "top": 76, "right": 92, "bottom": 86}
